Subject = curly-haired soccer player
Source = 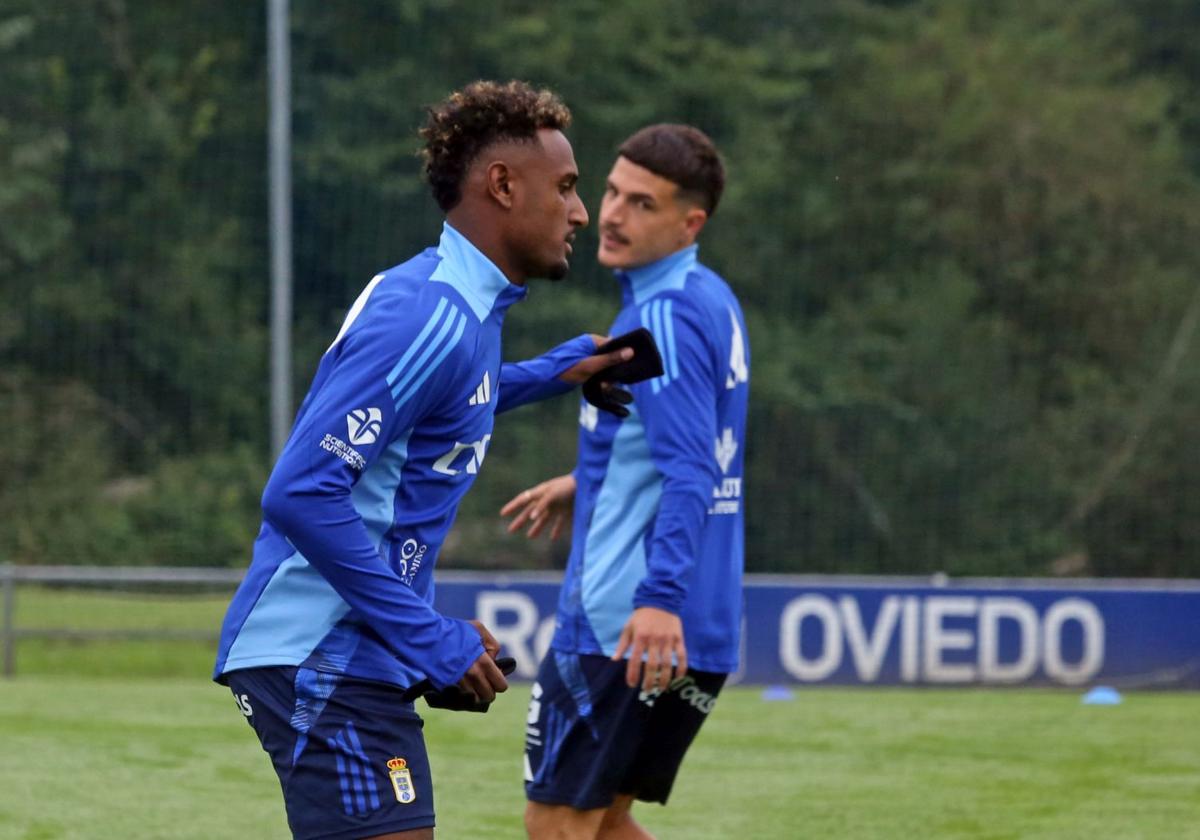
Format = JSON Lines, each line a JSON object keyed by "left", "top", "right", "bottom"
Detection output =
{"left": 214, "top": 81, "right": 631, "bottom": 840}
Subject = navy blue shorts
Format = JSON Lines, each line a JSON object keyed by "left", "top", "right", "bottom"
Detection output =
{"left": 523, "top": 651, "right": 726, "bottom": 811}
{"left": 225, "top": 666, "right": 434, "bottom": 839}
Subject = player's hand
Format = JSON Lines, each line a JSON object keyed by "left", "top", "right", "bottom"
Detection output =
{"left": 557, "top": 334, "right": 633, "bottom": 384}
{"left": 457, "top": 621, "right": 507, "bottom": 703}
{"left": 500, "top": 474, "right": 576, "bottom": 540}
{"left": 456, "top": 653, "right": 507, "bottom": 704}
{"left": 469, "top": 619, "right": 501, "bottom": 658}
{"left": 612, "top": 606, "right": 688, "bottom": 693}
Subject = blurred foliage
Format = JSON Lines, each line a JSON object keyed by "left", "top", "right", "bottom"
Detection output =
{"left": 1, "top": 0, "right": 1198, "bottom": 576}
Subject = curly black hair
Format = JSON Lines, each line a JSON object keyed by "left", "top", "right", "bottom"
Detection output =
{"left": 420, "top": 80, "right": 572, "bottom": 212}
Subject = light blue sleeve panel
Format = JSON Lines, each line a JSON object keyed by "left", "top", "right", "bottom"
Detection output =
{"left": 495, "top": 333, "right": 596, "bottom": 413}
{"left": 261, "top": 293, "right": 484, "bottom": 690}
{"left": 630, "top": 294, "right": 719, "bottom": 615}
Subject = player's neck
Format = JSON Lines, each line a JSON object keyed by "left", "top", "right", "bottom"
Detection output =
{"left": 445, "top": 209, "right": 526, "bottom": 286}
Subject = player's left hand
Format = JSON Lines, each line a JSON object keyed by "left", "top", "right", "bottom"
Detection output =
{"left": 557, "top": 334, "right": 634, "bottom": 384}
{"left": 612, "top": 606, "right": 688, "bottom": 693}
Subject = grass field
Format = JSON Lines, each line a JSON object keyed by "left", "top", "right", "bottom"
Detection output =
{"left": 2, "top": 675, "right": 1200, "bottom": 839}
{"left": 3, "top": 588, "right": 1200, "bottom": 838}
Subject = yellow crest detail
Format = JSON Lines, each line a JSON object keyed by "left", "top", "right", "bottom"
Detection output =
{"left": 387, "top": 757, "right": 416, "bottom": 804}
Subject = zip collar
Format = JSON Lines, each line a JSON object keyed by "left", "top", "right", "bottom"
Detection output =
{"left": 430, "top": 222, "right": 527, "bottom": 320}
{"left": 616, "top": 244, "right": 698, "bottom": 306}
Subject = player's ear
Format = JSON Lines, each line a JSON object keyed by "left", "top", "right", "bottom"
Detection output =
{"left": 486, "top": 161, "right": 515, "bottom": 210}
{"left": 683, "top": 206, "right": 708, "bottom": 240}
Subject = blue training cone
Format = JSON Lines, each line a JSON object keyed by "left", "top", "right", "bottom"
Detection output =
{"left": 761, "top": 684, "right": 795, "bottom": 701}
{"left": 1082, "top": 686, "right": 1123, "bottom": 705}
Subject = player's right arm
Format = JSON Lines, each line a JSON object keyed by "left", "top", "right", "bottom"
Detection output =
{"left": 611, "top": 293, "right": 721, "bottom": 692}
{"left": 496, "top": 335, "right": 633, "bottom": 413}
{"left": 261, "top": 292, "right": 501, "bottom": 694}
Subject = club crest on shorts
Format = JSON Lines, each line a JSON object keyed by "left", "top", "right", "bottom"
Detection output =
{"left": 387, "top": 757, "right": 416, "bottom": 804}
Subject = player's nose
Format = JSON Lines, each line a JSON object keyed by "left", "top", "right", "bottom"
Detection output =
{"left": 569, "top": 192, "right": 588, "bottom": 228}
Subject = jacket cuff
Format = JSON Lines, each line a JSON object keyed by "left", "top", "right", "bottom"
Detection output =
{"left": 632, "top": 590, "right": 684, "bottom": 616}
{"left": 426, "top": 621, "right": 486, "bottom": 690}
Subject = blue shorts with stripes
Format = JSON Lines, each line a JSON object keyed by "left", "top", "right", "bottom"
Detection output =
{"left": 225, "top": 666, "right": 434, "bottom": 839}
{"left": 524, "top": 652, "right": 726, "bottom": 811}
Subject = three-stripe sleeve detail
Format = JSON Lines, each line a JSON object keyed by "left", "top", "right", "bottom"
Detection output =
{"left": 640, "top": 299, "right": 680, "bottom": 393}
{"left": 662, "top": 300, "right": 680, "bottom": 380}
{"left": 386, "top": 298, "right": 467, "bottom": 410}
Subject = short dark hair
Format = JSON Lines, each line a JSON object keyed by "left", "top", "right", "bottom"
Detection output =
{"left": 617, "top": 124, "right": 725, "bottom": 215}
{"left": 420, "top": 80, "right": 572, "bottom": 211}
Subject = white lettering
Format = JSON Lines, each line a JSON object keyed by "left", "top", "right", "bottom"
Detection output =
{"left": 978, "top": 598, "right": 1039, "bottom": 683}
{"left": 780, "top": 595, "right": 842, "bottom": 681}
{"left": 396, "top": 539, "right": 427, "bottom": 585}
{"left": 840, "top": 596, "right": 901, "bottom": 682}
{"left": 432, "top": 442, "right": 471, "bottom": 476}
{"left": 669, "top": 675, "right": 717, "bottom": 714}
{"left": 318, "top": 434, "right": 365, "bottom": 470}
{"left": 526, "top": 681, "right": 543, "bottom": 726}
{"left": 776, "top": 592, "right": 1106, "bottom": 687}
{"left": 712, "top": 478, "right": 742, "bottom": 499}
{"left": 432, "top": 434, "right": 491, "bottom": 476}
{"left": 476, "top": 591, "right": 539, "bottom": 676}
{"left": 923, "top": 596, "right": 978, "bottom": 683}
{"left": 900, "top": 596, "right": 920, "bottom": 682}
{"left": 1042, "top": 598, "right": 1104, "bottom": 685}
{"left": 467, "top": 435, "right": 491, "bottom": 474}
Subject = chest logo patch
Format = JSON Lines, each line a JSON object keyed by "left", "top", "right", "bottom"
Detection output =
{"left": 468, "top": 371, "right": 492, "bottom": 406}
{"left": 346, "top": 407, "right": 383, "bottom": 445}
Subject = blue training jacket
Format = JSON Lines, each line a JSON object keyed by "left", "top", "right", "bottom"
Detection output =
{"left": 215, "top": 223, "right": 594, "bottom": 691}
{"left": 553, "top": 245, "right": 750, "bottom": 674}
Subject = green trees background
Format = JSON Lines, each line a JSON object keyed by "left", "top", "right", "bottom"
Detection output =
{"left": 2, "top": 0, "right": 1198, "bottom": 576}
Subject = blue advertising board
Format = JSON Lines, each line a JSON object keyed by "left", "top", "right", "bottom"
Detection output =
{"left": 434, "top": 572, "right": 1200, "bottom": 688}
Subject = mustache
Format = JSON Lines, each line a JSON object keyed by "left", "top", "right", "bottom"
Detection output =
{"left": 601, "top": 227, "right": 629, "bottom": 245}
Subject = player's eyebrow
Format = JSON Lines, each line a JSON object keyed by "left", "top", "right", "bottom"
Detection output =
{"left": 609, "top": 176, "right": 657, "bottom": 204}
{"left": 627, "top": 190, "right": 656, "bottom": 205}
{"left": 606, "top": 178, "right": 655, "bottom": 203}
